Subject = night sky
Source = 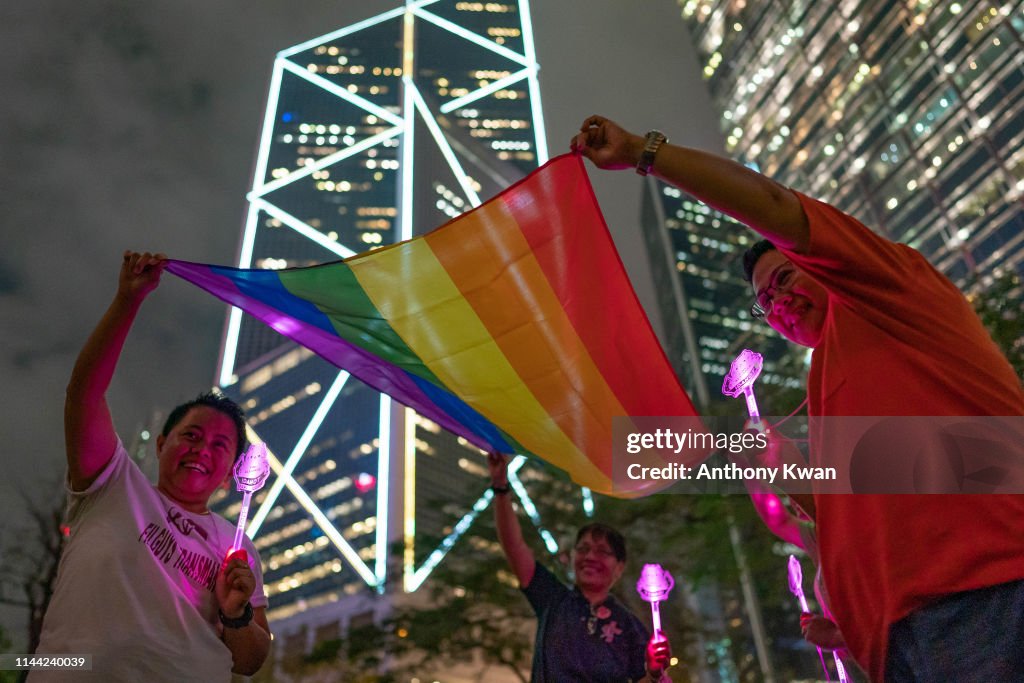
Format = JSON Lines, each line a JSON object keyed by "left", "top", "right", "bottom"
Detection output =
{"left": 0, "top": 0, "right": 723, "bottom": 641}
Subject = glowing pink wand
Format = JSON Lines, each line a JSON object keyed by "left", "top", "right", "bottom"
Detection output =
{"left": 636, "top": 563, "right": 674, "bottom": 637}
{"left": 231, "top": 441, "right": 271, "bottom": 552}
{"left": 722, "top": 349, "right": 764, "bottom": 423}
{"left": 789, "top": 555, "right": 847, "bottom": 682}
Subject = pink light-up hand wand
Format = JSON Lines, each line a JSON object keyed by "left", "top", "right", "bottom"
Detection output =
{"left": 231, "top": 441, "right": 271, "bottom": 553}
{"left": 789, "top": 555, "right": 847, "bottom": 682}
{"left": 636, "top": 563, "right": 674, "bottom": 637}
{"left": 722, "top": 349, "right": 764, "bottom": 423}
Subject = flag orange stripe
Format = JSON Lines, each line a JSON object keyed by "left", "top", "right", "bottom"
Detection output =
{"left": 424, "top": 195, "right": 627, "bottom": 480}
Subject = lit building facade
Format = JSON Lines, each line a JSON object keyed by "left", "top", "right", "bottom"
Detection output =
{"left": 207, "top": 0, "right": 550, "bottom": 664}
{"left": 678, "top": 0, "right": 1024, "bottom": 287}
{"left": 639, "top": 180, "right": 801, "bottom": 410}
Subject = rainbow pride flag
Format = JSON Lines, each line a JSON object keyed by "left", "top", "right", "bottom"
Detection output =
{"left": 168, "top": 154, "right": 704, "bottom": 497}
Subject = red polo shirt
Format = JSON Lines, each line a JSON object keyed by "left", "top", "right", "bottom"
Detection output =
{"left": 780, "top": 193, "right": 1024, "bottom": 681}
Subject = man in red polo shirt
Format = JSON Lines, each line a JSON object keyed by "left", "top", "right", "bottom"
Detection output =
{"left": 573, "top": 116, "right": 1024, "bottom": 681}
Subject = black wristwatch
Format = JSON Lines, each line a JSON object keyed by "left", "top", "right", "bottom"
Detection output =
{"left": 219, "top": 602, "right": 254, "bottom": 628}
{"left": 490, "top": 484, "right": 511, "bottom": 495}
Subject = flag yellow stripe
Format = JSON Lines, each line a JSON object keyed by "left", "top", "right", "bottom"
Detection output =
{"left": 349, "top": 229, "right": 612, "bottom": 491}
{"left": 425, "top": 197, "right": 633, "bottom": 480}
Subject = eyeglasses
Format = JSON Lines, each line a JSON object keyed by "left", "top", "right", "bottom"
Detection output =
{"left": 750, "top": 264, "right": 794, "bottom": 320}
{"left": 574, "top": 543, "right": 616, "bottom": 559}
{"left": 750, "top": 301, "right": 771, "bottom": 319}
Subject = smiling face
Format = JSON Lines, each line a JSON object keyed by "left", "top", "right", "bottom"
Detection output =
{"left": 572, "top": 531, "right": 625, "bottom": 595}
{"left": 155, "top": 406, "right": 238, "bottom": 513}
{"left": 750, "top": 250, "right": 829, "bottom": 348}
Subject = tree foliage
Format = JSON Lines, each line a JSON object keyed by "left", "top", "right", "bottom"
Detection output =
{"left": 969, "top": 269, "right": 1024, "bottom": 377}
{"left": 382, "top": 515, "right": 542, "bottom": 682}
{"left": 0, "top": 482, "right": 67, "bottom": 656}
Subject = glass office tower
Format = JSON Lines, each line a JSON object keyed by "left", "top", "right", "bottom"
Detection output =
{"left": 639, "top": 179, "right": 802, "bottom": 411}
{"left": 679, "top": 0, "right": 1024, "bottom": 286}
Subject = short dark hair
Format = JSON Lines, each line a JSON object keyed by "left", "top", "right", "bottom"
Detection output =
{"left": 161, "top": 391, "right": 248, "bottom": 459}
{"left": 575, "top": 522, "right": 627, "bottom": 563}
{"left": 742, "top": 239, "right": 777, "bottom": 282}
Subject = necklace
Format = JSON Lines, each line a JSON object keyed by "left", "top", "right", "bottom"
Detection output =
{"left": 585, "top": 600, "right": 612, "bottom": 635}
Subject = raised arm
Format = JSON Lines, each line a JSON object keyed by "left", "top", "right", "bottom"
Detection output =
{"left": 732, "top": 422, "right": 817, "bottom": 521}
{"left": 65, "top": 251, "right": 167, "bottom": 491}
{"left": 745, "top": 488, "right": 807, "bottom": 549}
{"left": 571, "top": 116, "right": 809, "bottom": 253}
{"left": 487, "top": 453, "right": 536, "bottom": 588}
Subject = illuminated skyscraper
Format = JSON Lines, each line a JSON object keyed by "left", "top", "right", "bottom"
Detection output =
{"left": 207, "top": 1, "right": 550, "bottom": 662}
{"left": 678, "top": 0, "right": 1024, "bottom": 286}
{"left": 639, "top": 180, "right": 800, "bottom": 409}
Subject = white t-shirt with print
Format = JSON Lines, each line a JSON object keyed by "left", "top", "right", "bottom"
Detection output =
{"left": 31, "top": 440, "right": 267, "bottom": 682}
